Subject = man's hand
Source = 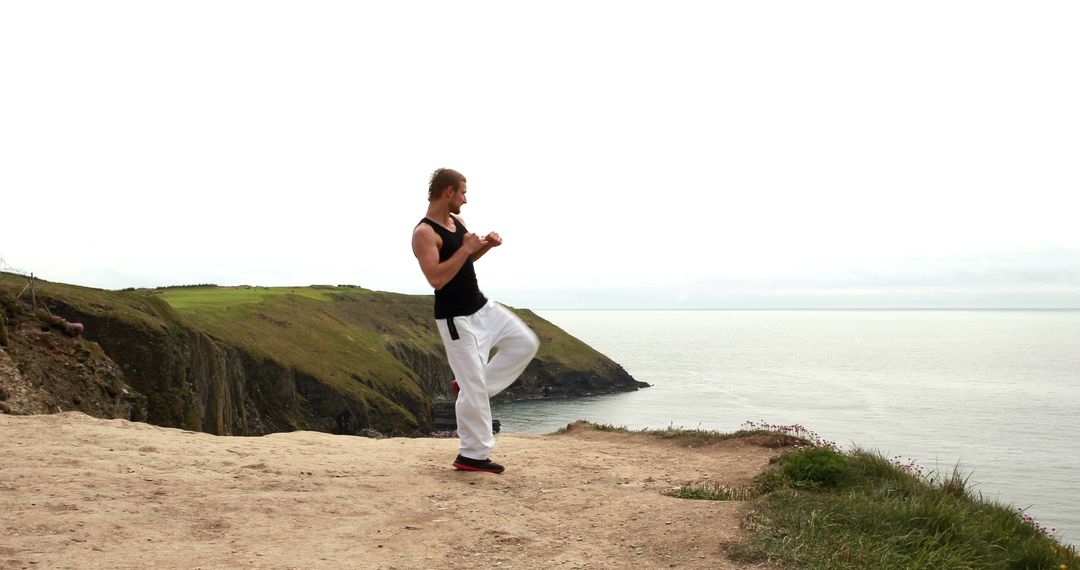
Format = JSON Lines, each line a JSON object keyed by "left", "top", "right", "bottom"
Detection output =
{"left": 482, "top": 232, "right": 503, "bottom": 247}
{"left": 462, "top": 232, "right": 485, "bottom": 254}
{"left": 470, "top": 231, "right": 502, "bottom": 262}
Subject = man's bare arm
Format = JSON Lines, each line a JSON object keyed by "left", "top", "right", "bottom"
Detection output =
{"left": 412, "top": 224, "right": 485, "bottom": 290}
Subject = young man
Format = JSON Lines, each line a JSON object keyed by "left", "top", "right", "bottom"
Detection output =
{"left": 412, "top": 168, "right": 540, "bottom": 474}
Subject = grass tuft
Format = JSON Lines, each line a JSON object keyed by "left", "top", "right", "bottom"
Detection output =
{"left": 556, "top": 420, "right": 812, "bottom": 449}
{"left": 664, "top": 481, "right": 761, "bottom": 501}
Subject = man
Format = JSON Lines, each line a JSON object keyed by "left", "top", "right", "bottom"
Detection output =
{"left": 412, "top": 168, "right": 540, "bottom": 474}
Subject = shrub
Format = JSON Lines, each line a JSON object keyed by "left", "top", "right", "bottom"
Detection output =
{"left": 154, "top": 284, "right": 219, "bottom": 290}
{"left": 782, "top": 447, "right": 851, "bottom": 489}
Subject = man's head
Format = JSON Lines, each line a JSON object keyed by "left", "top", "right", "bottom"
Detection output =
{"left": 428, "top": 168, "right": 466, "bottom": 201}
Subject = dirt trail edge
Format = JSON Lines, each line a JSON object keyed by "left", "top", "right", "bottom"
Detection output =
{"left": 1, "top": 413, "right": 782, "bottom": 569}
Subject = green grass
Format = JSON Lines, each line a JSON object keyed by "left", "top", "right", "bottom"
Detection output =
{"left": 555, "top": 420, "right": 811, "bottom": 448}
{"left": 155, "top": 285, "right": 351, "bottom": 311}
{"left": 736, "top": 446, "right": 1077, "bottom": 569}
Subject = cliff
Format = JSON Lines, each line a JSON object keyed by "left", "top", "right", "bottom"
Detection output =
{"left": 0, "top": 275, "right": 647, "bottom": 435}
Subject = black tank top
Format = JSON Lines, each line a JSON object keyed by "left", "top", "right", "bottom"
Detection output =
{"left": 418, "top": 216, "right": 488, "bottom": 318}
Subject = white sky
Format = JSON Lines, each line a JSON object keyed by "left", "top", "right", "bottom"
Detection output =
{"left": 2, "top": 2, "right": 1078, "bottom": 308}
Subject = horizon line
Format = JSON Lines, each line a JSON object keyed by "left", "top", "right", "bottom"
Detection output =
{"left": 4, "top": 274, "right": 1078, "bottom": 313}
{"left": 528, "top": 307, "right": 1080, "bottom": 312}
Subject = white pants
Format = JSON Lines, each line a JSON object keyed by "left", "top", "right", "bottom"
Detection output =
{"left": 436, "top": 300, "right": 540, "bottom": 460}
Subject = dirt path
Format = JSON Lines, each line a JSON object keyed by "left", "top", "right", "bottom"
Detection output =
{"left": 0, "top": 413, "right": 780, "bottom": 569}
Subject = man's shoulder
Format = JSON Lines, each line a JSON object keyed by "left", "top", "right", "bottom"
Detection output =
{"left": 413, "top": 220, "right": 437, "bottom": 238}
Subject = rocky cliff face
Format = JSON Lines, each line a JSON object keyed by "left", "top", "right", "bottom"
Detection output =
{"left": 0, "top": 294, "right": 145, "bottom": 419}
{"left": 38, "top": 298, "right": 411, "bottom": 436}
{"left": 1, "top": 278, "right": 648, "bottom": 436}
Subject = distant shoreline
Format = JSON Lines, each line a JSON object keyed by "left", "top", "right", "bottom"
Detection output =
{"left": 535, "top": 307, "right": 1080, "bottom": 312}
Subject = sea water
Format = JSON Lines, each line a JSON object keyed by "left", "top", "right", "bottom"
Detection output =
{"left": 491, "top": 310, "right": 1080, "bottom": 546}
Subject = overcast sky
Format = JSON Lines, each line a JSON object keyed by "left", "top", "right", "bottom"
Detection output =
{"left": 2, "top": 2, "right": 1078, "bottom": 309}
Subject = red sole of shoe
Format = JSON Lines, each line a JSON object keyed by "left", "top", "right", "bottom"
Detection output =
{"left": 453, "top": 463, "right": 504, "bottom": 474}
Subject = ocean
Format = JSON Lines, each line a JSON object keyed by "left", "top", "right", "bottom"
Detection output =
{"left": 491, "top": 309, "right": 1080, "bottom": 546}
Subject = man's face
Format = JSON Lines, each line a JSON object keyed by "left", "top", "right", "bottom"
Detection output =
{"left": 449, "top": 183, "right": 467, "bottom": 215}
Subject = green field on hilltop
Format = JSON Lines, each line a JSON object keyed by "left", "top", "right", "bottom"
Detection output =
{"left": 152, "top": 284, "right": 609, "bottom": 376}
{"left": 156, "top": 285, "right": 368, "bottom": 311}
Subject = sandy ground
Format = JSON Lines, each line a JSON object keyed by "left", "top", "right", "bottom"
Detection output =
{"left": 0, "top": 412, "right": 782, "bottom": 569}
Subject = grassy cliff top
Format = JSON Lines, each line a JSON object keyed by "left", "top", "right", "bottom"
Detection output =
{"left": 6, "top": 276, "right": 619, "bottom": 408}
{"left": 151, "top": 284, "right": 614, "bottom": 394}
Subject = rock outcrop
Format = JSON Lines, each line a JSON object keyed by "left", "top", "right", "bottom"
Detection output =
{"left": 0, "top": 294, "right": 145, "bottom": 419}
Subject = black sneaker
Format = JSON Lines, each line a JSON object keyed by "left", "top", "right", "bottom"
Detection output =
{"left": 452, "top": 455, "right": 505, "bottom": 474}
